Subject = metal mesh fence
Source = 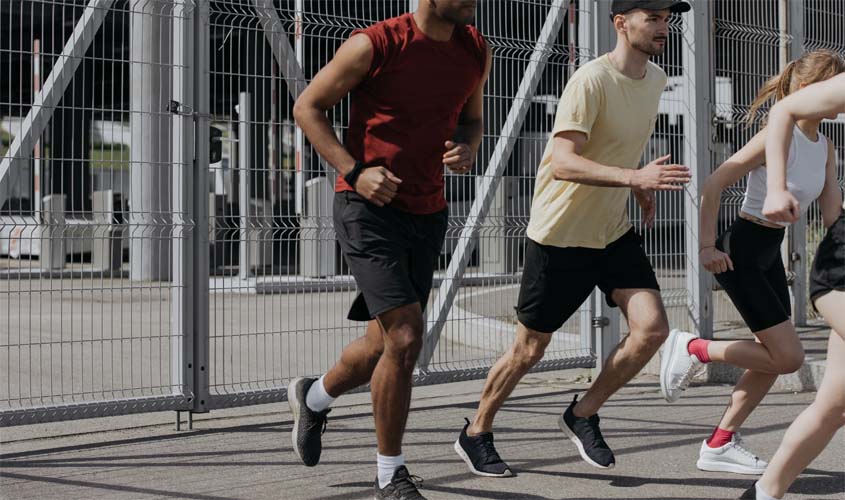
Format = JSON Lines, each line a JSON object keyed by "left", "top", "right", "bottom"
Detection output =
{"left": 1, "top": 0, "right": 842, "bottom": 424}
{"left": 0, "top": 0, "right": 194, "bottom": 422}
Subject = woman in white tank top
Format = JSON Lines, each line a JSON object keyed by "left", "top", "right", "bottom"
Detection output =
{"left": 746, "top": 73, "right": 845, "bottom": 500}
{"left": 657, "top": 51, "right": 845, "bottom": 479}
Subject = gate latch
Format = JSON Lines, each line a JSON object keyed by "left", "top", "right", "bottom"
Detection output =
{"left": 592, "top": 316, "right": 610, "bottom": 329}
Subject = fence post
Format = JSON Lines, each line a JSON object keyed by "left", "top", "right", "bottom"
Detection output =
{"left": 588, "top": 0, "right": 621, "bottom": 367}
{"left": 171, "top": 0, "right": 196, "bottom": 411}
{"left": 238, "top": 92, "right": 252, "bottom": 280}
{"left": 786, "top": 0, "right": 808, "bottom": 326}
{"left": 129, "top": 0, "right": 173, "bottom": 282}
{"left": 682, "top": 0, "right": 714, "bottom": 340}
{"left": 193, "top": 0, "right": 212, "bottom": 413}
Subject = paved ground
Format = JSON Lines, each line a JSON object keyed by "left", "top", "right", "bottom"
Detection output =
{"left": 1, "top": 371, "right": 842, "bottom": 500}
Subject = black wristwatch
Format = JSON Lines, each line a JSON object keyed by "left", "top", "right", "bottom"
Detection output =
{"left": 343, "top": 161, "right": 368, "bottom": 189}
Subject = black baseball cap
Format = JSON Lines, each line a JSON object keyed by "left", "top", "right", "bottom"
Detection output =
{"left": 610, "top": 1, "right": 692, "bottom": 18}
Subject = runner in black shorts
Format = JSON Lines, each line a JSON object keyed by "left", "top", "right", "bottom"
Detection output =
{"left": 453, "top": 0, "right": 693, "bottom": 477}
{"left": 741, "top": 73, "right": 845, "bottom": 500}
{"left": 660, "top": 51, "right": 844, "bottom": 478}
{"left": 287, "top": 2, "right": 492, "bottom": 498}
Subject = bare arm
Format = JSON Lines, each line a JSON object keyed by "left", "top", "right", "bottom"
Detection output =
{"left": 818, "top": 139, "right": 843, "bottom": 228}
{"left": 293, "top": 34, "right": 402, "bottom": 207}
{"left": 551, "top": 131, "right": 691, "bottom": 190}
{"left": 764, "top": 74, "right": 845, "bottom": 221}
{"left": 292, "top": 34, "right": 372, "bottom": 176}
{"left": 699, "top": 130, "right": 766, "bottom": 273}
{"left": 443, "top": 45, "right": 493, "bottom": 173}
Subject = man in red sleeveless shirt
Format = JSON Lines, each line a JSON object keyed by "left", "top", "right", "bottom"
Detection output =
{"left": 290, "top": 1, "right": 491, "bottom": 498}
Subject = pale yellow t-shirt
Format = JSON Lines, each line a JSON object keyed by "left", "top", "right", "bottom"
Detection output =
{"left": 526, "top": 55, "right": 666, "bottom": 249}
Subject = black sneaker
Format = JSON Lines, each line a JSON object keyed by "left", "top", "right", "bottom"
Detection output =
{"left": 287, "top": 377, "right": 330, "bottom": 467}
{"left": 374, "top": 465, "right": 426, "bottom": 500}
{"left": 454, "top": 418, "right": 513, "bottom": 477}
{"left": 738, "top": 482, "right": 758, "bottom": 499}
{"left": 558, "top": 395, "right": 615, "bottom": 468}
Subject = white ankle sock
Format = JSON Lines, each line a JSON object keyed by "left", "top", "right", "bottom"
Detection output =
{"left": 377, "top": 453, "right": 405, "bottom": 489}
{"left": 756, "top": 482, "right": 779, "bottom": 500}
{"left": 305, "top": 375, "right": 335, "bottom": 412}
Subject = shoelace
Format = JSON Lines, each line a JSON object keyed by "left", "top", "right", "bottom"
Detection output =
{"left": 730, "top": 435, "right": 759, "bottom": 462}
{"left": 677, "top": 358, "right": 702, "bottom": 391}
{"left": 393, "top": 474, "right": 424, "bottom": 497}
{"left": 475, "top": 437, "right": 503, "bottom": 465}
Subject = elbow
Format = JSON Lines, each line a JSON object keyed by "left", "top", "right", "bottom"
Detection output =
{"left": 701, "top": 177, "right": 721, "bottom": 200}
{"left": 551, "top": 157, "right": 575, "bottom": 181}
{"left": 292, "top": 98, "right": 308, "bottom": 127}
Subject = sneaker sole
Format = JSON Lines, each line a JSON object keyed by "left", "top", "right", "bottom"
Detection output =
{"left": 453, "top": 439, "right": 513, "bottom": 478}
{"left": 558, "top": 414, "right": 615, "bottom": 469}
{"left": 287, "top": 377, "right": 308, "bottom": 465}
{"left": 697, "top": 458, "right": 766, "bottom": 475}
{"left": 660, "top": 329, "right": 684, "bottom": 403}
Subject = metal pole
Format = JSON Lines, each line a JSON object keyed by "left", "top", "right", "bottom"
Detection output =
{"left": 33, "top": 40, "right": 42, "bottom": 224}
{"left": 171, "top": 0, "right": 196, "bottom": 402}
{"left": 192, "top": 0, "right": 212, "bottom": 414}
{"left": 294, "top": 0, "right": 305, "bottom": 215}
{"left": 238, "top": 92, "right": 252, "bottom": 280}
{"left": 589, "top": 0, "right": 622, "bottom": 364}
{"left": 130, "top": 0, "right": 173, "bottom": 281}
{"left": 683, "top": 0, "right": 714, "bottom": 339}
{"left": 786, "top": 1, "right": 807, "bottom": 325}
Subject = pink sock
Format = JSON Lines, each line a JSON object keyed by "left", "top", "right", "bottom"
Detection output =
{"left": 707, "top": 427, "right": 734, "bottom": 448}
{"left": 687, "top": 338, "right": 712, "bottom": 363}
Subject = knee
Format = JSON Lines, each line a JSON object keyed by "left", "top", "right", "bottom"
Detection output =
{"left": 364, "top": 344, "right": 384, "bottom": 368}
{"left": 386, "top": 321, "right": 424, "bottom": 370}
{"left": 634, "top": 326, "right": 670, "bottom": 351}
{"left": 774, "top": 349, "right": 805, "bottom": 374}
{"left": 816, "top": 402, "right": 845, "bottom": 428}
{"left": 513, "top": 333, "right": 551, "bottom": 370}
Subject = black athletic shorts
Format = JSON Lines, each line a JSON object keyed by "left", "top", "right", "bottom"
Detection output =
{"left": 714, "top": 218, "right": 790, "bottom": 333}
{"left": 809, "top": 214, "right": 845, "bottom": 306}
{"left": 516, "top": 228, "right": 660, "bottom": 334}
{"left": 333, "top": 191, "right": 448, "bottom": 321}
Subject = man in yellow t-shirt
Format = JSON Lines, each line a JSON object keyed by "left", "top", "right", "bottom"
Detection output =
{"left": 455, "top": 0, "right": 692, "bottom": 477}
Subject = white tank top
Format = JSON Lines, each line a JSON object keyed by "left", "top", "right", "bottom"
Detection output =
{"left": 741, "top": 126, "right": 828, "bottom": 227}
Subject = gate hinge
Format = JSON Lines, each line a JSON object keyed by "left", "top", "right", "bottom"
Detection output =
{"left": 592, "top": 316, "right": 610, "bottom": 329}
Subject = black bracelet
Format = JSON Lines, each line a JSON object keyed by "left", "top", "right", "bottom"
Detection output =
{"left": 343, "top": 161, "right": 368, "bottom": 189}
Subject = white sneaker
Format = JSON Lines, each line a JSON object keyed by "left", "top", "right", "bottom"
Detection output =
{"left": 696, "top": 434, "right": 768, "bottom": 475}
{"left": 660, "top": 329, "right": 702, "bottom": 403}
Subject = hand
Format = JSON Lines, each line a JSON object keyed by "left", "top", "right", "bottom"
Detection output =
{"left": 630, "top": 154, "right": 691, "bottom": 191}
{"left": 633, "top": 188, "right": 656, "bottom": 229}
{"left": 443, "top": 141, "right": 474, "bottom": 173}
{"left": 700, "top": 247, "right": 734, "bottom": 274}
{"left": 354, "top": 166, "right": 402, "bottom": 207}
{"left": 762, "top": 190, "right": 800, "bottom": 224}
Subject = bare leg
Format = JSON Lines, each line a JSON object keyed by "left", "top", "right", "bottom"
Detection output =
{"left": 468, "top": 323, "right": 552, "bottom": 435}
{"left": 370, "top": 303, "right": 425, "bottom": 456}
{"left": 707, "top": 321, "right": 804, "bottom": 374}
{"left": 711, "top": 323, "right": 804, "bottom": 432}
{"left": 757, "top": 291, "right": 845, "bottom": 498}
{"left": 322, "top": 320, "right": 385, "bottom": 397}
{"left": 575, "top": 288, "right": 669, "bottom": 417}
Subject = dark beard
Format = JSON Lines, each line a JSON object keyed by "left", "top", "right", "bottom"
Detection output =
{"left": 440, "top": 10, "right": 474, "bottom": 25}
{"left": 632, "top": 38, "right": 666, "bottom": 57}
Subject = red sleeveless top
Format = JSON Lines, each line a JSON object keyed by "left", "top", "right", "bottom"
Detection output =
{"left": 336, "top": 13, "right": 487, "bottom": 214}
